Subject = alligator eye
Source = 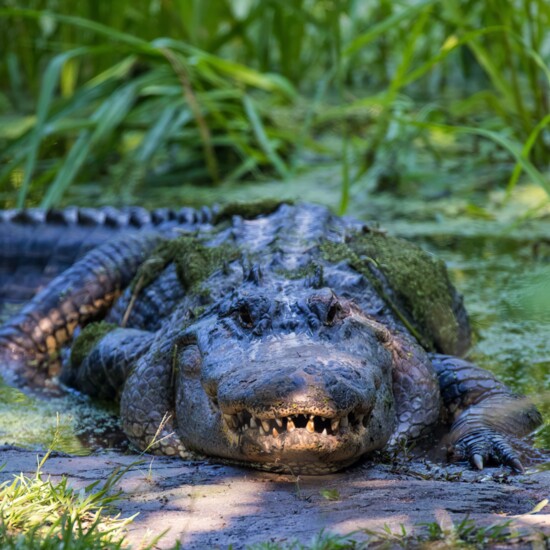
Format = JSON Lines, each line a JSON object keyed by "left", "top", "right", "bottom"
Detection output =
{"left": 238, "top": 305, "right": 254, "bottom": 328}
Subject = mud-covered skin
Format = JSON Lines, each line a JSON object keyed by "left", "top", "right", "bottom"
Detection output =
{"left": 0, "top": 203, "right": 542, "bottom": 474}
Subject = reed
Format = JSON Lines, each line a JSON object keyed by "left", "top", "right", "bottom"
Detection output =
{"left": 0, "top": 1, "right": 548, "bottom": 206}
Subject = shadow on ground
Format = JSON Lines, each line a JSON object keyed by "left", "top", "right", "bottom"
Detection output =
{"left": 0, "top": 446, "right": 548, "bottom": 548}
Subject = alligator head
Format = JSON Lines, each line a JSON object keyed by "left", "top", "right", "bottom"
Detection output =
{"left": 172, "top": 280, "right": 396, "bottom": 474}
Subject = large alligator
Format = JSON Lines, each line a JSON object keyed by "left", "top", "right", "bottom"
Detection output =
{"left": 0, "top": 202, "right": 542, "bottom": 474}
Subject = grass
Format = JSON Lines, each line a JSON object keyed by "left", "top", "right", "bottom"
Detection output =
{"left": 0, "top": 8, "right": 297, "bottom": 208}
{"left": 0, "top": 450, "right": 135, "bottom": 549}
{"left": 0, "top": 1, "right": 549, "bottom": 209}
{"left": 248, "top": 516, "right": 548, "bottom": 549}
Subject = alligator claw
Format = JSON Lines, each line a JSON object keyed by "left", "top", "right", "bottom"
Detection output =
{"left": 509, "top": 458, "right": 524, "bottom": 474}
{"left": 471, "top": 453, "right": 484, "bottom": 471}
{"left": 451, "top": 427, "right": 525, "bottom": 473}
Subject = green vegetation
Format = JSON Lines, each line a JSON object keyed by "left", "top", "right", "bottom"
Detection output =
{"left": 248, "top": 516, "right": 544, "bottom": 549}
{"left": 130, "top": 233, "right": 237, "bottom": 294}
{"left": 0, "top": 449, "right": 136, "bottom": 549}
{"left": 0, "top": 1, "right": 549, "bottom": 208}
{"left": 70, "top": 321, "right": 118, "bottom": 369}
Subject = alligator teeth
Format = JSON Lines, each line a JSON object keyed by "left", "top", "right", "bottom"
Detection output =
{"left": 250, "top": 417, "right": 257, "bottom": 428}
{"left": 272, "top": 428, "right": 279, "bottom": 438}
{"left": 261, "top": 420, "right": 270, "bottom": 432}
{"left": 287, "top": 418, "right": 295, "bottom": 432}
{"left": 331, "top": 419, "right": 340, "bottom": 432}
{"left": 340, "top": 416, "right": 349, "bottom": 428}
{"left": 243, "top": 424, "right": 249, "bottom": 431}
{"left": 224, "top": 414, "right": 237, "bottom": 429}
{"left": 306, "top": 417, "right": 315, "bottom": 433}
{"left": 259, "top": 425, "right": 266, "bottom": 435}
{"left": 275, "top": 418, "right": 283, "bottom": 427}
{"left": 322, "top": 428, "right": 327, "bottom": 436}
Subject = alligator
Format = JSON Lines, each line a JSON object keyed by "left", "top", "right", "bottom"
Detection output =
{"left": 0, "top": 202, "right": 542, "bottom": 474}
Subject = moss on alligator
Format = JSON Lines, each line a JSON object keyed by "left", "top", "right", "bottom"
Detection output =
{"left": 320, "top": 230, "right": 460, "bottom": 352}
{"left": 213, "top": 199, "right": 293, "bottom": 224}
{"left": 70, "top": 321, "right": 118, "bottom": 369}
{"left": 130, "top": 235, "right": 238, "bottom": 297}
{"left": 276, "top": 261, "right": 324, "bottom": 286}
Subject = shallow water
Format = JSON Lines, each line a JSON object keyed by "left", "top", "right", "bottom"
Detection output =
{"left": 0, "top": 170, "right": 548, "bottom": 455}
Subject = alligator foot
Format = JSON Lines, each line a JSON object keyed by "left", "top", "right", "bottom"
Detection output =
{"left": 450, "top": 427, "right": 524, "bottom": 473}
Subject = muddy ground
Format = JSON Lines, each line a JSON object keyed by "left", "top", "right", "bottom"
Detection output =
{"left": 1, "top": 446, "right": 548, "bottom": 549}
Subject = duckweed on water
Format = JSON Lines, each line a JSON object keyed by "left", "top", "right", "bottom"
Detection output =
{"left": 0, "top": 376, "right": 122, "bottom": 455}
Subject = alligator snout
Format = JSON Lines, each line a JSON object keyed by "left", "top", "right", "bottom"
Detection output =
{"left": 186, "top": 293, "right": 396, "bottom": 472}
{"left": 198, "top": 329, "right": 394, "bottom": 463}
{"left": 215, "top": 358, "right": 376, "bottom": 419}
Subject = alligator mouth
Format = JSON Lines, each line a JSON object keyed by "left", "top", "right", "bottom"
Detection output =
{"left": 222, "top": 409, "right": 367, "bottom": 438}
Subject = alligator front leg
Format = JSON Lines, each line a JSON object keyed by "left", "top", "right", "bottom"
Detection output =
{"left": 431, "top": 354, "right": 543, "bottom": 472}
{"left": 119, "top": 331, "right": 188, "bottom": 457}
{"left": 67, "top": 324, "right": 187, "bottom": 457}
{"left": 387, "top": 333, "right": 441, "bottom": 446}
{"left": 0, "top": 232, "right": 162, "bottom": 387}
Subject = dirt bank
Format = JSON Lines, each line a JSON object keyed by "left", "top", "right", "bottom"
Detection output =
{"left": 1, "top": 446, "right": 548, "bottom": 548}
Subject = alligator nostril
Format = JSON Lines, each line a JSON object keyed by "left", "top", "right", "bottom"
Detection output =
{"left": 238, "top": 305, "right": 254, "bottom": 328}
{"left": 308, "top": 289, "right": 347, "bottom": 326}
{"left": 326, "top": 302, "right": 339, "bottom": 325}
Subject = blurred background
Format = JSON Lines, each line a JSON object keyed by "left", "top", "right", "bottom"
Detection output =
{"left": 0, "top": 0, "right": 549, "bottom": 211}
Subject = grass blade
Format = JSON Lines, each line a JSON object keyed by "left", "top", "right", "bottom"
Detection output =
{"left": 506, "top": 113, "right": 550, "bottom": 194}
{"left": 16, "top": 47, "right": 91, "bottom": 208}
{"left": 41, "top": 80, "right": 139, "bottom": 207}
{"left": 399, "top": 117, "right": 550, "bottom": 196}
{"left": 344, "top": 0, "right": 436, "bottom": 57}
{"left": 243, "top": 94, "right": 289, "bottom": 180}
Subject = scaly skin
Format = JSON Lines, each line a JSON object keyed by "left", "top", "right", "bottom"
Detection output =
{"left": 0, "top": 202, "right": 542, "bottom": 473}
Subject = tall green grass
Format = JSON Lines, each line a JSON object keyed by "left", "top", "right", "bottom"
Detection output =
{"left": 0, "top": 1, "right": 548, "bottom": 206}
{"left": 0, "top": 8, "right": 299, "bottom": 207}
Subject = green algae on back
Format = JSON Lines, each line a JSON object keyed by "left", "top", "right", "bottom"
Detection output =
{"left": 213, "top": 199, "right": 293, "bottom": 223}
{"left": 130, "top": 235, "right": 237, "bottom": 296}
{"left": 276, "top": 261, "right": 324, "bottom": 286}
{"left": 71, "top": 321, "right": 118, "bottom": 369}
{"left": 321, "top": 229, "right": 462, "bottom": 354}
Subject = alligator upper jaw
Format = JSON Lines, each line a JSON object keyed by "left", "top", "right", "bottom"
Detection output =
{"left": 217, "top": 407, "right": 373, "bottom": 473}
{"left": 223, "top": 409, "right": 365, "bottom": 437}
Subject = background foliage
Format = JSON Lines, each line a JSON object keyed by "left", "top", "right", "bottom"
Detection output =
{"left": 0, "top": 0, "right": 549, "bottom": 208}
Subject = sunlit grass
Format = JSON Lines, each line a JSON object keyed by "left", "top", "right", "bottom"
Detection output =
{"left": 0, "top": 448, "right": 134, "bottom": 549}
{"left": 248, "top": 514, "right": 546, "bottom": 549}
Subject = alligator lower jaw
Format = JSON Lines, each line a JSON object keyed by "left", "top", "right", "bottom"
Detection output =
{"left": 218, "top": 455, "right": 360, "bottom": 475}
